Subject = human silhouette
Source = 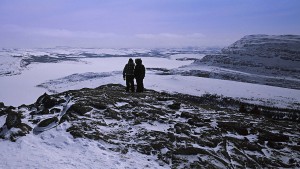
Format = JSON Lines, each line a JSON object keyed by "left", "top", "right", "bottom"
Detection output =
{"left": 134, "top": 58, "right": 145, "bottom": 92}
{"left": 123, "top": 58, "right": 135, "bottom": 92}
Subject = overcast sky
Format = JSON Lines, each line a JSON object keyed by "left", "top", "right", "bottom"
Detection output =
{"left": 1, "top": 0, "right": 299, "bottom": 48}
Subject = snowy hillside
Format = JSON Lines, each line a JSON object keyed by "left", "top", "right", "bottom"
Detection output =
{"left": 1, "top": 84, "right": 299, "bottom": 168}
{"left": 180, "top": 35, "right": 300, "bottom": 89}
{"left": 223, "top": 34, "right": 300, "bottom": 61}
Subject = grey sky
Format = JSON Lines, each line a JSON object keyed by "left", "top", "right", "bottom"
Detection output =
{"left": 1, "top": 0, "right": 300, "bottom": 48}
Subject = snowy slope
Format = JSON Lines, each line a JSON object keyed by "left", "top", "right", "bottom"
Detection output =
{"left": 0, "top": 123, "right": 165, "bottom": 169}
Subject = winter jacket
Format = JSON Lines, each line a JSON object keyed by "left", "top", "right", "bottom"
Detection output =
{"left": 123, "top": 62, "right": 135, "bottom": 78}
{"left": 134, "top": 60, "right": 145, "bottom": 79}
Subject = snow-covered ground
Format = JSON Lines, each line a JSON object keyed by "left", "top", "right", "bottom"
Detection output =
{"left": 0, "top": 48, "right": 300, "bottom": 109}
{"left": 0, "top": 121, "right": 165, "bottom": 169}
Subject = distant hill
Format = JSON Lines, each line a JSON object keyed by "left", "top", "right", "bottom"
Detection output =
{"left": 223, "top": 34, "right": 300, "bottom": 61}
{"left": 180, "top": 35, "right": 300, "bottom": 89}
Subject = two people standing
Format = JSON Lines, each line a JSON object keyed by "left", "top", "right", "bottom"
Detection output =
{"left": 123, "top": 58, "right": 145, "bottom": 92}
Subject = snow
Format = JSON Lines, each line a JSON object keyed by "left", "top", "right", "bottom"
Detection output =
{"left": 169, "top": 54, "right": 206, "bottom": 60}
{"left": 115, "top": 102, "right": 128, "bottom": 107}
{"left": 0, "top": 115, "right": 6, "bottom": 126}
{"left": 0, "top": 57, "right": 192, "bottom": 106}
{"left": 39, "top": 71, "right": 300, "bottom": 108}
{"left": 0, "top": 122, "right": 167, "bottom": 169}
{"left": 0, "top": 55, "right": 23, "bottom": 76}
{"left": 137, "top": 121, "right": 171, "bottom": 132}
{"left": 145, "top": 74, "right": 300, "bottom": 108}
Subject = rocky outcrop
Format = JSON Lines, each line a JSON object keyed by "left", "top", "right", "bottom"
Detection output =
{"left": 0, "top": 84, "right": 299, "bottom": 168}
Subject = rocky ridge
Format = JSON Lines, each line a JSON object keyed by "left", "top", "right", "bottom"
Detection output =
{"left": 176, "top": 35, "right": 300, "bottom": 90}
{"left": 0, "top": 84, "right": 299, "bottom": 168}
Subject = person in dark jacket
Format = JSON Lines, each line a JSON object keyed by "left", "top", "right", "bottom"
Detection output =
{"left": 134, "top": 58, "right": 145, "bottom": 92}
{"left": 123, "top": 58, "right": 135, "bottom": 92}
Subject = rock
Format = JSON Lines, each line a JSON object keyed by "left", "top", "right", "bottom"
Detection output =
{"left": 174, "top": 147, "right": 206, "bottom": 155}
{"left": 36, "top": 93, "right": 57, "bottom": 109}
{"left": 0, "top": 102, "right": 4, "bottom": 108}
{"left": 0, "top": 110, "right": 6, "bottom": 116}
{"left": 181, "top": 112, "right": 194, "bottom": 119}
{"left": 174, "top": 123, "right": 191, "bottom": 135}
{"left": 132, "top": 111, "right": 149, "bottom": 118}
{"left": 267, "top": 141, "right": 285, "bottom": 150}
{"left": 37, "top": 116, "right": 59, "bottom": 127}
{"left": 258, "top": 131, "right": 289, "bottom": 143}
{"left": 157, "top": 97, "right": 173, "bottom": 101}
{"left": 187, "top": 118, "right": 205, "bottom": 127}
{"left": 39, "top": 109, "right": 50, "bottom": 115}
{"left": 67, "top": 103, "right": 92, "bottom": 116}
{"left": 168, "top": 102, "right": 181, "bottom": 110}
{"left": 218, "top": 122, "right": 249, "bottom": 136}
{"left": 148, "top": 109, "right": 165, "bottom": 116}
{"left": 92, "top": 102, "right": 107, "bottom": 110}
{"left": 5, "top": 110, "right": 22, "bottom": 129}
{"left": 250, "top": 106, "right": 261, "bottom": 114}
{"left": 167, "top": 132, "right": 176, "bottom": 142}
{"left": 239, "top": 104, "right": 247, "bottom": 113}
{"left": 67, "top": 126, "right": 83, "bottom": 138}
{"left": 9, "top": 123, "right": 32, "bottom": 142}
{"left": 104, "top": 108, "right": 121, "bottom": 120}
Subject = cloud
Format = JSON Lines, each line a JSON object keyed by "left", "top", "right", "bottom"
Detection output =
{"left": 1, "top": 25, "right": 221, "bottom": 48}
{"left": 133, "top": 33, "right": 208, "bottom": 48}
{"left": 1, "top": 25, "right": 116, "bottom": 39}
{"left": 135, "top": 33, "right": 204, "bottom": 39}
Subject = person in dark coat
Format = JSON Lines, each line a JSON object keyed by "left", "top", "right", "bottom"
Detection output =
{"left": 134, "top": 58, "right": 145, "bottom": 92}
{"left": 123, "top": 58, "right": 135, "bottom": 92}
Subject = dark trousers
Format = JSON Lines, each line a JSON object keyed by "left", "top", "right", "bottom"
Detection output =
{"left": 126, "top": 75, "right": 135, "bottom": 92}
{"left": 136, "top": 78, "right": 144, "bottom": 92}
